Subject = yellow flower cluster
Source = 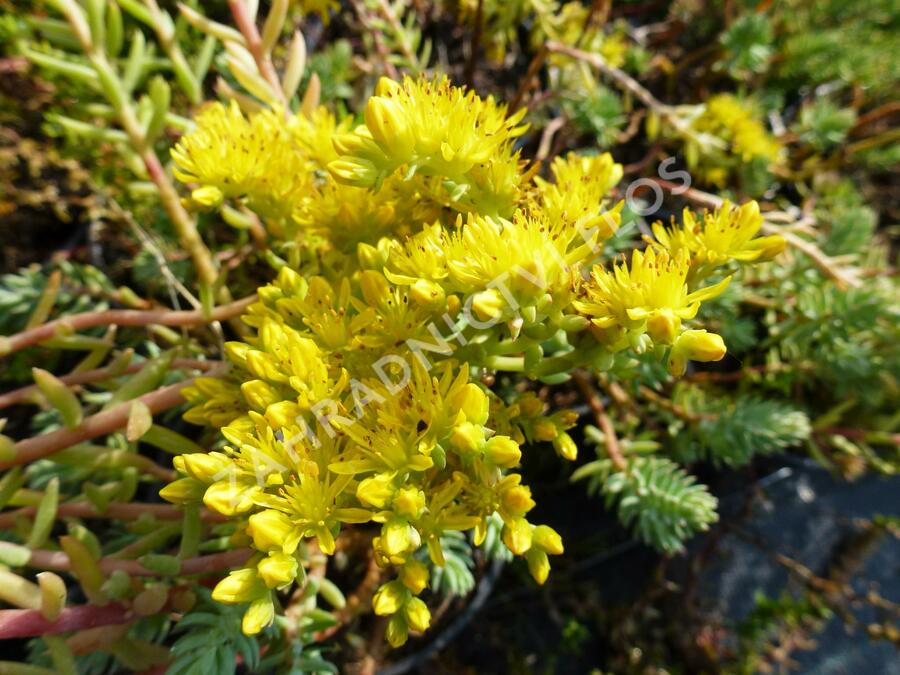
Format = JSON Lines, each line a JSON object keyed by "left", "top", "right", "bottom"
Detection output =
{"left": 172, "top": 101, "right": 310, "bottom": 221}
{"left": 698, "top": 95, "right": 782, "bottom": 165}
{"left": 692, "top": 94, "right": 783, "bottom": 185}
{"left": 166, "top": 285, "right": 567, "bottom": 640}
{"left": 650, "top": 200, "right": 786, "bottom": 270}
{"left": 575, "top": 200, "right": 784, "bottom": 374}
{"left": 329, "top": 76, "right": 528, "bottom": 218}
{"left": 166, "top": 75, "right": 784, "bottom": 643}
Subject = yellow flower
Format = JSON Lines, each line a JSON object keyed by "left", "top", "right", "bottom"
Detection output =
{"left": 171, "top": 101, "right": 309, "bottom": 221}
{"left": 384, "top": 204, "right": 622, "bottom": 326}
{"left": 534, "top": 152, "right": 623, "bottom": 243}
{"left": 296, "top": 173, "right": 444, "bottom": 252}
{"left": 287, "top": 105, "right": 352, "bottom": 169}
{"left": 651, "top": 200, "right": 786, "bottom": 268}
{"left": 329, "top": 76, "right": 527, "bottom": 216}
{"left": 257, "top": 471, "right": 373, "bottom": 555}
{"left": 695, "top": 94, "right": 782, "bottom": 166}
{"left": 575, "top": 248, "right": 731, "bottom": 348}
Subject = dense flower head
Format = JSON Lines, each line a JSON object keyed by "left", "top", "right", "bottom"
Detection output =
{"left": 171, "top": 100, "right": 310, "bottom": 220}
{"left": 165, "top": 74, "right": 786, "bottom": 645}
{"left": 695, "top": 94, "right": 782, "bottom": 169}
{"left": 575, "top": 247, "right": 731, "bottom": 355}
{"left": 534, "top": 152, "right": 624, "bottom": 240}
{"left": 329, "top": 76, "right": 528, "bottom": 217}
{"left": 650, "top": 200, "right": 786, "bottom": 269}
{"left": 384, "top": 202, "right": 622, "bottom": 326}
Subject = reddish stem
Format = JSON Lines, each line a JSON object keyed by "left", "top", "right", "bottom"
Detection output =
{"left": 573, "top": 370, "right": 627, "bottom": 471}
{"left": 0, "top": 602, "right": 142, "bottom": 639}
{"left": 0, "top": 296, "right": 255, "bottom": 356}
{"left": 0, "top": 502, "right": 225, "bottom": 528}
{"left": 0, "top": 372, "right": 225, "bottom": 471}
{"left": 227, "top": 1, "right": 286, "bottom": 107}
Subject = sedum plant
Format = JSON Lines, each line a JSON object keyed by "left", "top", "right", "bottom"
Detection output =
{"left": 161, "top": 72, "right": 784, "bottom": 642}
{"left": 0, "top": 0, "right": 895, "bottom": 672}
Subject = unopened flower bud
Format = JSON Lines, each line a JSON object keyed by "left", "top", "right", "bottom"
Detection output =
{"left": 532, "top": 525, "right": 564, "bottom": 555}
{"left": 174, "top": 452, "right": 231, "bottom": 483}
{"left": 452, "top": 382, "right": 490, "bottom": 425}
{"left": 525, "top": 548, "right": 550, "bottom": 585}
{"left": 532, "top": 418, "right": 558, "bottom": 441}
{"left": 373, "top": 580, "right": 408, "bottom": 616}
{"left": 501, "top": 485, "right": 535, "bottom": 518}
{"left": 750, "top": 234, "right": 787, "bottom": 261}
{"left": 357, "top": 242, "right": 386, "bottom": 270}
{"left": 241, "top": 380, "right": 282, "bottom": 412}
{"left": 392, "top": 487, "right": 426, "bottom": 519}
{"left": 248, "top": 509, "right": 297, "bottom": 553}
{"left": 357, "top": 473, "right": 396, "bottom": 509}
{"left": 552, "top": 431, "right": 578, "bottom": 461}
{"left": 190, "top": 185, "right": 223, "bottom": 208}
{"left": 410, "top": 278, "right": 445, "bottom": 308}
{"left": 243, "top": 595, "right": 275, "bottom": 634}
{"left": 212, "top": 568, "right": 263, "bottom": 605}
{"left": 485, "top": 436, "right": 522, "bottom": 468}
{"left": 257, "top": 552, "right": 298, "bottom": 589}
{"left": 399, "top": 559, "right": 429, "bottom": 594}
{"left": 471, "top": 288, "right": 504, "bottom": 321}
{"left": 450, "top": 421, "right": 485, "bottom": 454}
{"left": 669, "top": 329, "right": 727, "bottom": 375}
{"left": 404, "top": 596, "right": 431, "bottom": 633}
{"left": 502, "top": 517, "right": 533, "bottom": 555}
{"left": 158, "top": 477, "right": 205, "bottom": 504}
{"left": 646, "top": 310, "right": 680, "bottom": 345}
{"left": 328, "top": 157, "right": 379, "bottom": 187}
{"left": 382, "top": 518, "right": 415, "bottom": 558}
{"left": 386, "top": 612, "right": 409, "bottom": 647}
{"left": 366, "top": 96, "right": 414, "bottom": 156}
